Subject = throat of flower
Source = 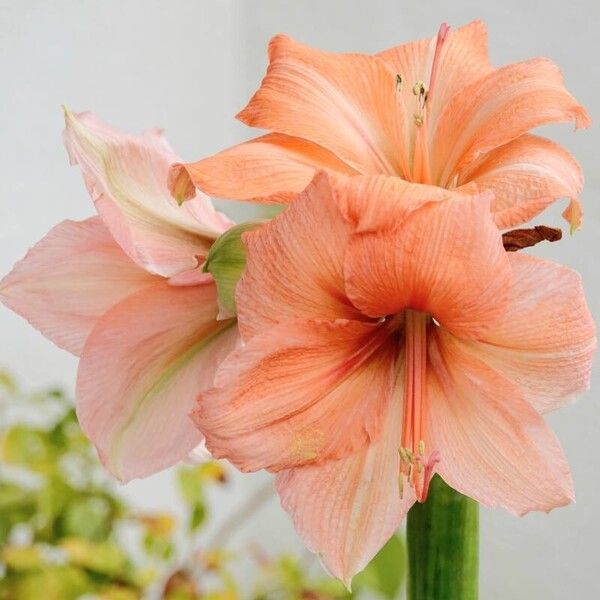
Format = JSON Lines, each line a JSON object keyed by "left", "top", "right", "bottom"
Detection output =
{"left": 399, "top": 310, "right": 440, "bottom": 502}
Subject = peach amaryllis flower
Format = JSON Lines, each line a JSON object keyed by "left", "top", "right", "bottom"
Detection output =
{"left": 0, "top": 110, "right": 238, "bottom": 481}
{"left": 170, "top": 20, "right": 589, "bottom": 231}
{"left": 192, "top": 172, "right": 595, "bottom": 584}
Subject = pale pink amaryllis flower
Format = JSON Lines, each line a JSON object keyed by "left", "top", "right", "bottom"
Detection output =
{"left": 0, "top": 110, "right": 238, "bottom": 481}
{"left": 192, "top": 172, "right": 595, "bottom": 585}
{"left": 170, "top": 20, "right": 589, "bottom": 231}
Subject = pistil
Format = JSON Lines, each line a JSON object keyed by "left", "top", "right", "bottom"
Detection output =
{"left": 400, "top": 310, "right": 439, "bottom": 502}
{"left": 410, "top": 22, "right": 450, "bottom": 185}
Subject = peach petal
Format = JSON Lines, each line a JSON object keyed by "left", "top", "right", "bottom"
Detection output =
{"left": 432, "top": 58, "right": 590, "bottom": 186}
{"left": 344, "top": 192, "right": 511, "bottom": 338}
{"left": 194, "top": 319, "right": 396, "bottom": 473}
{"left": 276, "top": 399, "right": 414, "bottom": 587}
{"left": 456, "top": 253, "right": 595, "bottom": 413}
{"left": 460, "top": 134, "right": 584, "bottom": 229}
{"left": 171, "top": 133, "right": 357, "bottom": 204}
{"left": 236, "top": 172, "right": 364, "bottom": 341}
{"left": 237, "top": 35, "right": 410, "bottom": 178}
{"left": 428, "top": 330, "right": 575, "bottom": 515}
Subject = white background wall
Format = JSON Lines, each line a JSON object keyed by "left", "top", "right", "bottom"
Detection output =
{"left": 1, "top": 1, "right": 599, "bottom": 597}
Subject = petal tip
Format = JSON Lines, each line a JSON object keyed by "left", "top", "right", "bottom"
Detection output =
{"left": 168, "top": 162, "right": 197, "bottom": 204}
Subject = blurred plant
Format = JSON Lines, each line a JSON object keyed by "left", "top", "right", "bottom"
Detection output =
{"left": 0, "top": 372, "right": 406, "bottom": 599}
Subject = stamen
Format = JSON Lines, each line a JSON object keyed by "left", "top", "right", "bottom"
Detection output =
{"left": 396, "top": 73, "right": 403, "bottom": 92}
{"left": 412, "top": 80, "right": 426, "bottom": 98}
{"left": 399, "top": 311, "right": 439, "bottom": 502}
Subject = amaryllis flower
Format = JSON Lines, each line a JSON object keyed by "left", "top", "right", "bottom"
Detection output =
{"left": 171, "top": 20, "right": 589, "bottom": 231}
{"left": 193, "top": 172, "right": 595, "bottom": 584}
{"left": 0, "top": 111, "right": 238, "bottom": 481}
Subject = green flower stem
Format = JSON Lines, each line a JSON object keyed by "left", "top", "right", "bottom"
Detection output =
{"left": 407, "top": 475, "right": 479, "bottom": 600}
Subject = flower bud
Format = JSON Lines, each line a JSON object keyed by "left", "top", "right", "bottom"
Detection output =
{"left": 203, "top": 220, "right": 266, "bottom": 319}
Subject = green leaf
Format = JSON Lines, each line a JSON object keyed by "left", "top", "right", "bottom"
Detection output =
{"left": 189, "top": 502, "right": 206, "bottom": 532}
{"left": 203, "top": 220, "right": 266, "bottom": 318}
{"left": 142, "top": 532, "right": 174, "bottom": 561}
{"left": 1, "top": 545, "right": 45, "bottom": 571}
{"left": 59, "top": 496, "right": 113, "bottom": 541}
{"left": 1, "top": 426, "right": 57, "bottom": 471}
{"left": 177, "top": 467, "right": 205, "bottom": 505}
{"left": 0, "top": 370, "right": 16, "bottom": 392}
{"left": 11, "top": 565, "right": 91, "bottom": 600}
{"left": 352, "top": 533, "right": 406, "bottom": 599}
{"left": 60, "top": 538, "right": 129, "bottom": 577}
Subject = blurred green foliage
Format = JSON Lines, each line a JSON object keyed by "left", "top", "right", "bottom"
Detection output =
{"left": 0, "top": 372, "right": 406, "bottom": 599}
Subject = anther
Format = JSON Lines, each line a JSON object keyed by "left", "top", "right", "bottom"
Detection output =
{"left": 396, "top": 73, "right": 403, "bottom": 91}
{"left": 412, "top": 81, "right": 426, "bottom": 98}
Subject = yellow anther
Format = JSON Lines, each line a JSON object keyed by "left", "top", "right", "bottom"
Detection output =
{"left": 412, "top": 80, "right": 426, "bottom": 96}
{"left": 413, "top": 113, "right": 424, "bottom": 127}
{"left": 418, "top": 440, "right": 426, "bottom": 456}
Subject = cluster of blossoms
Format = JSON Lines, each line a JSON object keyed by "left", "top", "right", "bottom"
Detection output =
{"left": 1, "top": 21, "right": 595, "bottom": 584}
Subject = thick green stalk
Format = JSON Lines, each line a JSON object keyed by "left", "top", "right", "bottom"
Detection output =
{"left": 407, "top": 475, "right": 479, "bottom": 600}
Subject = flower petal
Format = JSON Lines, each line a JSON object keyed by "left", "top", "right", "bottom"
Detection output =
{"left": 455, "top": 253, "right": 595, "bottom": 413}
{"left": 170, "top": 133, "right": 357, "bottom": 204}
{"left": 345, "top": 191, "right": 511, "bottom": 338}
{"left": 276, "top": 400, "right": 414, "bottom": 587}
{"left": 0, "top": 217, "right": 157, "bottom": 356}
{"left": 76, "top": 279, "right": 238, "bottom": 481}
{"left": 64, "top": 110, "right": 232, "bottom": 277}
{"left": 460, "top": 134, "right": 584, "bottom": 229}
{"left": 194, "top": 320, "right": 396, "bottom": 473}
{"left": 334, "top": 173, "right": 474, "bottom": 233}
{"left": 379, "top": 20, "right": 492, "bottom": 132}
{"left": 237, "top": 171, "right": 364, "bottom": 340}
{"left": 432, "top": 59, "right": 590, "bottom": 187}
{"left": 237, "top": 35, "right": 410, "bottom": 178}
{"left": 428, "top": 329, "right": 575, "bottom": 515}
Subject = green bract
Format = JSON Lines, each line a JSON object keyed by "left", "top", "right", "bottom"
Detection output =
{"left": 203, "top": 220, "right": 266, "bottom": 319}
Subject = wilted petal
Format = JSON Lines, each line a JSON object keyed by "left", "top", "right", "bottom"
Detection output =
{"left": 194, "top": 320, "right": 396, "bottom": 472}
{"left": 428, "top": 330, "right": 575, "bottom": 515}
{"left": 432, "top": 58, "right": 590, "bottom": 186}
{"left": 0, "top": 217, "right": 157, "bottom": 355}
{"left": 460, "top": 134, "right": 584, "bottom": 229}
{"left": 76, "top": 279, "right": 238, "bottom": 481}
{"left": 237, "top": 35, "right": 410, "bottom": 178}
{"left": 276, "top": 400, "right": 414, "bottom": 587}
{"left": 345, "top": 192, "right": 511, "bottom": 338}
{"left": 64, "top": 110, "right": 232, "bottom": 277}
{"left": 455, "top": 253, "right": 595, "bottom": 413}
{"left": 170, "top": 133, "right": 357, "bottom": 204}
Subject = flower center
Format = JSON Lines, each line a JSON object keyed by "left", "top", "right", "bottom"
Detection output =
{"left": 398, "top": 310, "right": 440, "bottom": 502}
